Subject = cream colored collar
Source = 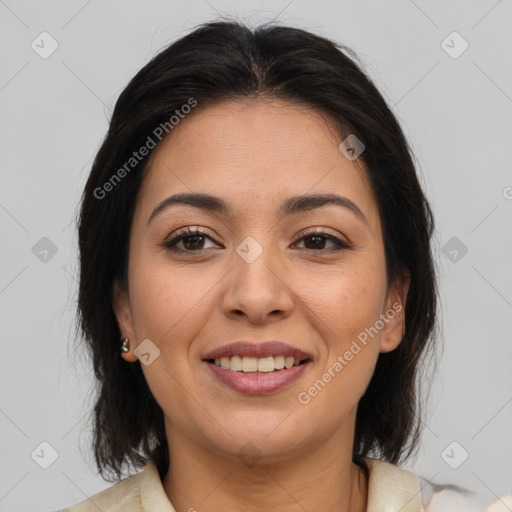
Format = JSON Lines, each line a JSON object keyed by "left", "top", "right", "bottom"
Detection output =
{"left": 364, "top": 458, "right": 424, "bottom": 511}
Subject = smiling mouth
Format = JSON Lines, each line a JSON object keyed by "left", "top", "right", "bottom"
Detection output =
{"left": 205, "top": 355, "right": 312, "bottom": 373}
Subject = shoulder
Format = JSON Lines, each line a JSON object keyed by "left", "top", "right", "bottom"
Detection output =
{"left": 419, "top": 477, "right": 485, "bottom": 511}
{"left": 52, "top": 462, "right": 162, "bottom": 512}
{"left": 362, "top": 457, "right": 426, "bottom": 510}
{"left": 363, "top": 458, "right": 511, "bottom": 512}
{"left": 420, "top": 478, "right": 512, "bottom": 512}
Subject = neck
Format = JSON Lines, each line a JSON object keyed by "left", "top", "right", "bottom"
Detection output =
{"left": 162, "top": 425, "right": 368, "bottom": 512}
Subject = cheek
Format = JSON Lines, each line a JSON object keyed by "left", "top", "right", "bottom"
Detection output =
{"left": 299, "top": 258, "right": 387, "bottom": 404}
{"left": 128, "top": 254, "right": 219, "bottom": 343}
{"left": 296, "top": 266, "right": 385, "bottom": 416}
{"left": 302, "top": 261, "right": 387, "bottom": 341}
{"left": 127, "top": 259, "right": 212, "bottom": 419}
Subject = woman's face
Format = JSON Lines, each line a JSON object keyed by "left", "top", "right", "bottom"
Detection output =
{"left": 114, "top": 98, "right": 408, "bottom": 462}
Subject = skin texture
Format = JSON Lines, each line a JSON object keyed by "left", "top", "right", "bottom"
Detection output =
{"left": 113, "top": 98, "right": 410, "bottom": 512}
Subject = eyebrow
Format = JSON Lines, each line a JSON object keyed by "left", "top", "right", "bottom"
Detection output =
{"left": 147, "top": 192, "right": 369, "bottom": 227}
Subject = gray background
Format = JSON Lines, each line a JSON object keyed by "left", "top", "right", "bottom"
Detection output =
{"left": 1, "top": 1, "right": 511, "bottom": 510}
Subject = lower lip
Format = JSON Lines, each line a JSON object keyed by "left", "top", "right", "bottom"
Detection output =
{"left": 205, "top": 361, "right": 310, "bottom": 395}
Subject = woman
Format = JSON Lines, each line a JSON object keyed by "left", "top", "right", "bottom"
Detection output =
{"left": 56, "top": 20, "right": 504, "bottom": 512}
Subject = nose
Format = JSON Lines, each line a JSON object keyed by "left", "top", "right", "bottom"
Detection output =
{"left": 221, "top": 242, "right": 294, "bottom": 324}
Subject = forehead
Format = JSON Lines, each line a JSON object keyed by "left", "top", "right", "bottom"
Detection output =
{"left": 149, "top": 98, "right": 343, "bottom": 171}
{"left": 137, "top": 98, "right": 378, "bottom": 225}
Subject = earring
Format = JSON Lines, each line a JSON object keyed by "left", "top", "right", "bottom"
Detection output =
{"left": 121, "top": 338, "right": 130, "bottom": 353}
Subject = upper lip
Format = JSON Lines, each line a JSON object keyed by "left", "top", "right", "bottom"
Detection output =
{"left": 202, "top": 341, "right": 313, "bottom": 361}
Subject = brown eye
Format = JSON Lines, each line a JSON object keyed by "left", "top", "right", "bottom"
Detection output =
{"left": 163, "top": 228, "right": 218, "bottom": 253}
{"left": 303, "top": 234, "right": 328, "bottom": 250}
{"left": 294, "top": 230, "right": 350, "bottom": 252}
{"left": 181, "top": 234, "right": 206, "bottom": 250}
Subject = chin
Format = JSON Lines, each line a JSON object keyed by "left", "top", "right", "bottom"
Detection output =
{"left": 200, "top": 415, "right": 313, "bottom": 461}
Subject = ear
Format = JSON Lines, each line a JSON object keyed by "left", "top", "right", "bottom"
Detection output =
{"left": 379, "top": 271, "right": 410, "bottom": 354}
{"left": 112, "top": 280, "right": 138, "bottom": 362}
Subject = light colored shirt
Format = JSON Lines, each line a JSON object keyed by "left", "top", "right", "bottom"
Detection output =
{"left": 55, "top": 457, "right": 509, "bottom": 511}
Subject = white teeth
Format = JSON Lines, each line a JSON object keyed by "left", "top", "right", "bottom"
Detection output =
{"left": 242, "top": 357, "right": 258, "bottom": 372}
{"left": 230, "top": 355, "right": 242, "bottom": 371}
{"left": 257, "top": 356, "right": 274, "bottom": 373}
{"left": 212, "top": 355, "right": 303, "bottom": 372}
{"left": 274, "top": 355, "right": 285, "bottom": 369}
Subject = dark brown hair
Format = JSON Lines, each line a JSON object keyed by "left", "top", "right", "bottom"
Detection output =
{"left": 77, "top": 19, "right": 437, "bottom": 481}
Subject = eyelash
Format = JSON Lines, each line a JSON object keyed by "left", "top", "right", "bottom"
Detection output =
{"left": 161, "top": 226, "right": 350, "bottom": 254}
